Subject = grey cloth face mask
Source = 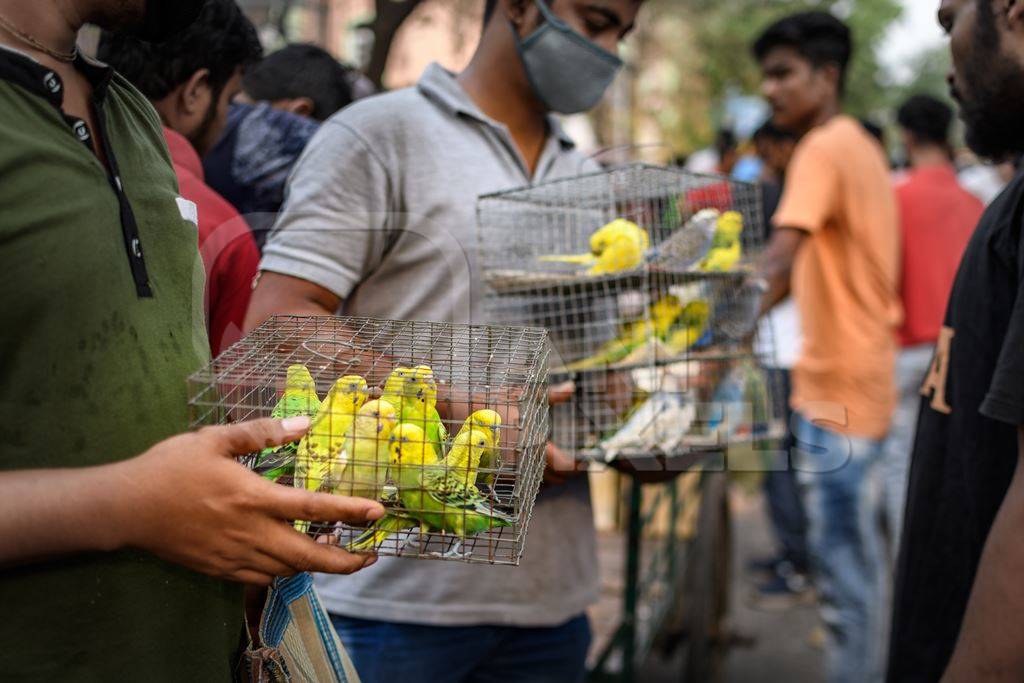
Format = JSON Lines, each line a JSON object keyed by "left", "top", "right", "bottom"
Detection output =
{"left": 513, "top": 0, "right": 624, "bottom": 115}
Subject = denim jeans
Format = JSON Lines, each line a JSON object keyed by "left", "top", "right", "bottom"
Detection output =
{"left": 763, "top": 369, "right": 810, "bottom": 572}
{"left": 878, "top": 344, "right": 934, "bottom": 560}
{"left": 794, "top": 413, "right": 886, "bottom": 683}
{"left": 330, "top": 614, "right": 591, "bottom": 683}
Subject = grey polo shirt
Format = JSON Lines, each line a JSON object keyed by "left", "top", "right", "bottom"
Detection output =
{"left": 261, "top": 63, "right": 599, "bottom": 627}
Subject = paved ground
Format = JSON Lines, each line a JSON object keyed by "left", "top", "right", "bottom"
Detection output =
{"left": 639, "top": 492, "right": 824, "bottom": 682}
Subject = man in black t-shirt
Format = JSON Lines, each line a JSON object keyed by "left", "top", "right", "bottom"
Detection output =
{"left": 888, "top": 1, "right": 1024, "bottom": 681}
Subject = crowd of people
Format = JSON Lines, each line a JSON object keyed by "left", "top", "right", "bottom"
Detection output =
{"left": 3, "top": 0, "right": 1024, "bottom": 681}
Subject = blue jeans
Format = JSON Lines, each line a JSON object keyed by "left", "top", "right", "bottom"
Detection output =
{"left": 794, "top": 414, "right": 886, "bottom": 683}
{"left": 331, "top": 614, "right": 592, "bottom": 683}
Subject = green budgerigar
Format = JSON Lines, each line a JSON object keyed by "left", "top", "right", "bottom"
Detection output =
{"left": 254, "top": 364, "right": 321, "bottom": 482}
{"left": 293, "top": 375, "right": 368, "bottom": 533}
{"left": 452, "top": 410, "right": 502, "bottom": 488}
{"left": 348, "top": 424, "right": 514, "bottom": 557}
{"left": 381, "top": 365, "right": 447, "bottom": 457}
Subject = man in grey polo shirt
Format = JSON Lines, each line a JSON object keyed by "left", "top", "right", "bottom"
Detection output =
{"left": 246, "top": 0, "right": 644, "bottom": 680}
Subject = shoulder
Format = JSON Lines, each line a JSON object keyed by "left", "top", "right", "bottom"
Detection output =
{"left": 107, "top": 72, "right": 173, "bottom": 166}
{"left": 317, "top": 86, "right": 432, "bottom": 145}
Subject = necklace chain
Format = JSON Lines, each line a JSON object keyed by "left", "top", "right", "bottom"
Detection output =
{"left": 0, "top": 11, "right": 78, "bottom": 63}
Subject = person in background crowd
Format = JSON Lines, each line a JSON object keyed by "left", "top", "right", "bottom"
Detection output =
{"left": 889, "top": 0, "right": 1024, "bottom": 680}
{"left": 879, "top": 94, "right": 982, "bottom": 561}
{"left": 754, "top": 11, "right": 900, "bottom": 682}
{"left": 98, "top": 0, "right": 262, "bottom": 355}
{"left": 0, "top": 0, "right": 384, "bottom": 678}
{"left": 239, "top": 43, "right": 353, "bottom": 122}
{"left": 204, "top": 43, "right": 358, "bottom": 248}
{"left": 715, "top": 128, "right": 740, "bottom": 176}
{"left": 749, "top": 119, "right": 810, "bottom": 608}
{"left": 244, "top": 0, "right": 644, "bottom": 680}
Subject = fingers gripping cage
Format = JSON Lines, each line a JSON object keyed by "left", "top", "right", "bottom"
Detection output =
{"left": 188, "top": 315, "right": 551, "bottom": 565}
{"left": 478, "top": 164, "right": 786, "bottom": 463}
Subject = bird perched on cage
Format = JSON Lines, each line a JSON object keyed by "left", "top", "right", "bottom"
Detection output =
{"left": 538, "top": 218, "right": 650, "bottom": 276}
{"left": 664, "top": 300, "right": 712, "bottom": 355}
{"left": 254, "top": 364, "right": 321, "bottom": 482}
{"left": 645, "top": 208, "right": 719, "bottom": 270}
{"left": 293, "top": 375, "right": 368, "bottom": 532}
{"left": 327, "top": 399, "right": 399, "bottom": 500}
{"left": 349, "top": 424, "right": 514, "bottom": 558}
{"left": 563, "top": 294, "right": 685, "bottom": 371}
{"left": 694, "top": 211, "right": 744, "bottom": 272}
{"left": 453, "top": 410, "right": 502, "bottom": 489}
{"left": 381, "top": 365, "right": 447, "bottom": 458}
{"left": 600, "top": 391, "right": 697, "bottom": 461}
{"left": 443, "top": 426, "right": 493, "bottom": 489}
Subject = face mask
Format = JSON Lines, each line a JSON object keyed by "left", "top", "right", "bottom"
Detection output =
{"left": 513, "top": 0, "right": 623, "bottom": 115}
{"left": 128, "top": 0, "right": 207, "bottom": 43}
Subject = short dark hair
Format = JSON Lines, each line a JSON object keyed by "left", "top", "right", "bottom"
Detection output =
{"left": 98, "top": 0, "right": 262, "bottom": 101}
{"left": 897, "top": 94, "right": 954, "bottom": 147}
{"left": 753, "top": 11, "right": 853, "bottom": 92}
{"left": 715, "top": 129, "right": 737, "bottom": 157}
{"left": 753, "top": 120, "right": 797, "bottom": 143}
{"left": 242, "top": 43, "right": 354, "bottom": 121}
{"left": 484, "top": 0, "right": 499, "bottom": 24}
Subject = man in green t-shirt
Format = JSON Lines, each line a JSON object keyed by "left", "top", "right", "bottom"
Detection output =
{"left": 0, "top": 1, "right": 383, "bottom": 679}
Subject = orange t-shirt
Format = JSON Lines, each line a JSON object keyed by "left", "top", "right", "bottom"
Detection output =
{"left": 773, "top": 115, "right": 902, "bottom": 439}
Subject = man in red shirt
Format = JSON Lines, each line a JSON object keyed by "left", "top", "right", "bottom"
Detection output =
{"left": 881, "top": 94, "right": 983, "bottom": 554}
{"left": 98, "top": 0, "right": 262, "bottom": 355}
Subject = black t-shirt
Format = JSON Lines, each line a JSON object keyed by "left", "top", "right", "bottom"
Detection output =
{"left": 888, "top": 171, "right": 1024, "bottom": 682}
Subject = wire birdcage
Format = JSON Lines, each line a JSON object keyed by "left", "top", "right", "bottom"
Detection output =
{"left": 478, "top": 164, "right": 785, "bottom": 463}
{"left": 188, "top": 315, "right": 551, "bottom": 565}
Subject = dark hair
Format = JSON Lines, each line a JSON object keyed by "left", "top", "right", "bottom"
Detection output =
{"left": 98, "top": 0, "right": 262, "bottom": 101}
{"left": 752, "top": 11, "right": 853, "bottom": 92}
{"left": 753, "top": 120, "right": 797, "bottom": 143}
{"left": 897, "top": 95, "right": 953, "bottom": 147}
{"left": 860, "top": 118, "right": 885, "bottom": 146}
{"left": 714, "top": 129, "right": 737, "bottom": 156}
{"left": 484, "top": 0, "right": 499, "bottom": 24}
{"left": 242, "top": 43, "right": 354, "bottom": 121}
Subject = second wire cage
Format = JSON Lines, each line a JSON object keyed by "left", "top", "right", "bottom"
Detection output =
{"left": 188, "top": 315, "right": 551, "bottom": 565}
{"left": 479, "top": 163, "right": 782, "bottom": 463}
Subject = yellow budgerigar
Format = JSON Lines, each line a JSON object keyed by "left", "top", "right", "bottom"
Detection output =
{"left": 328, "top": 399, "right": 399, "bottom": 500}
{"left": 564, "top": 294, "right": 685, "bottom": 371}
{"left": 540, "top": 219, "right": 650, "bottom": 276}
{"left": 696, "top": 211, "right": 744, "bottom": 273}
{"left": 453, "top": 410, "right": 502, "bottom": 488}
{"left": 293, "top": 375, "right": 368, "bottom": 533}
{"left": 381, "top": 365, "right": 447, "bottom": 457}
{"left": 664, "top": 300, "right": 712, "bottom": 354}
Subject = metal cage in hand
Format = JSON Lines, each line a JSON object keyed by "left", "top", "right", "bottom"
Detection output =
{"left": 478, "top": 164, "right": 784, "bottom": 463}
{"left": 188, "top": 315, "right": 551, "bottom": 565}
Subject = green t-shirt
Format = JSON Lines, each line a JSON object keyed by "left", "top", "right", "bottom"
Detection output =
{"left": 0, "top": 47, "right": 243, "bottom": 679}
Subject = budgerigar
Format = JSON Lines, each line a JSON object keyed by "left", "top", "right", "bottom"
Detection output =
{"left": 293, "top": 375, "right": 368, "bottom": 533}
{"left": 539, "top": 219, "right": 650, "bottom": 276}
{"left": 349, "top": 424, "right": 513, "bottom": 557}
{"left": 453, "top": 410, "right": 502, "bottom": 488}
{"left": 381, "top": 365, "right": 447, "bottom": 457}
{"left": 646, "top": 208, "right": 719, "bottom": 270}
{"left": 695, "top": 211, "right": 744, "bottom": 273}
{"left": 664, "top": 300, "right": 711, "bottom": 355}
{"left": 327, "top": 399, "right": 398, "bottom": 500}
{"left": 254, "top": 364, "right": 321, "bottom": 482}
{"left": 441, "top": 426, "right": 492, "bottom": 488}
{"left": 600, "top": 391, "right": 697, "bottom": 460}
{"left": 564, "top": 295, "right": 685, "bottom": 371}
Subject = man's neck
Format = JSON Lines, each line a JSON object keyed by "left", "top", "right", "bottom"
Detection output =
{"left": 0, "top": 0, "right": 82, "bottom": 62}
{"left": 909, "top": 146, "right": 950, "bottom": 170}
{"left": 796, "top": 100, "right": 842, "bottom": 139}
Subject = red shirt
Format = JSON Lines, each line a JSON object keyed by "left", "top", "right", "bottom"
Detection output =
{"left": 164, "top": 127, "right": 259, "bottom": 356}
{"left": 896, "top": 164, "right": 984, "bottom": 347}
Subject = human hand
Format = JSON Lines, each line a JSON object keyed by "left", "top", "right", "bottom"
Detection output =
{"left": 111, "top": 417, "right": 385, "bottom": 586}
{"left": 543, "top": 441, "right": 586, "bottom": 485}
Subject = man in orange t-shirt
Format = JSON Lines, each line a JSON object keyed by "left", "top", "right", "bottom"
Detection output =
{"left": 754, "top": 12, "right": 900, "bottom": 683}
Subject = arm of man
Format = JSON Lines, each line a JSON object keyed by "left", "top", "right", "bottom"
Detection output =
{"left": 942, "top": 429, "right": 1024, "bottom": 682}
{"left": 244, "top": 119, "right": 393, "bottom": 332}
{"left": 0, "top": 417, "right": 384, "bottom": 585}
{"left": 756, "top": 132, "right": 837, "bottom": 314}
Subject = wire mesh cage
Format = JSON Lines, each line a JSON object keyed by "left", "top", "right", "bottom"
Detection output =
{"left": 188, "top": 315, "right": 551, "bottom": 565}
{"left": 478, "top": 164, "right": 784, "bottom": 463}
